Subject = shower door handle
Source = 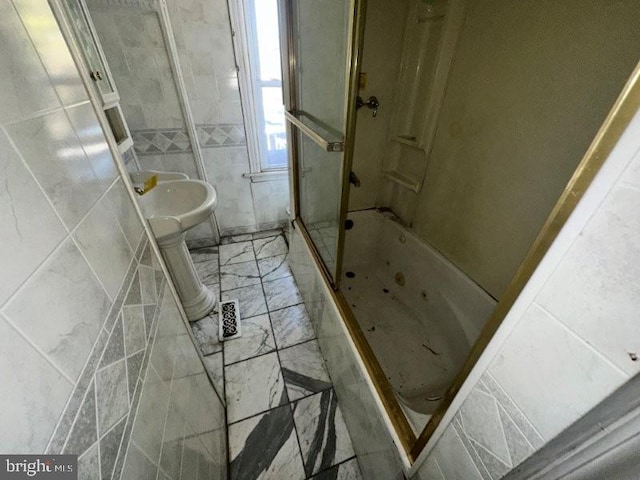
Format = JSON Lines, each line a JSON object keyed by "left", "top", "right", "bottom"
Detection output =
{"left": 285, "top": 110, "right": 344, "bottom": 152}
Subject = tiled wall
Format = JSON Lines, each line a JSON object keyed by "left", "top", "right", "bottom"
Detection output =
{"left": 88, "top": 0, "right": 289, "bottom": 237}
{"left": 88, "top": 4, "right": 200, "bottom": 181}
{"left": 0, "top": 2, "right": 226, "bottom": 478}
{"left": 412, "top": 109, "right": 640, "bottom": 478}
{"left": 131, "top": 123, "right": 246, "bottom": 157}
{"left": 288, "top": 226, "right": 407, "bottom": 480}
{"left": 167, "top": 0, "right": 290, "bottom": 235}
{"left": 122, "top": 147, "right": 140, "bottom": 172}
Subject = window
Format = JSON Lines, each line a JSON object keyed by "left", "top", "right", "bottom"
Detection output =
{"left": 232, "top": 0, "right": 288, "bottom": 172}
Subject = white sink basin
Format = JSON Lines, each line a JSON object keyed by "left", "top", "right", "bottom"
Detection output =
{"left": 137, "top": 179, "right": 217, "bottom": 243}
{"left": 133, "top": 175, "right": 218, "bottom": 321}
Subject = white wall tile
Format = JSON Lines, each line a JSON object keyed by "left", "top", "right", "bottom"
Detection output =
{"left": 433, "top": 426, "right": 484, "bottom": 480}
{"left": 251, "top": 179, "right": 289, "bottom": 226}
{"left": 0, "top": 314, "right": 73, "bottom": 453}
{"left": 12, "top": 0, "right": 87, "bottom": 106}
{"left": 0, "top": 5, "right": 226, "bottom": 469}
{"left": 620, "top": 147, "right": 640, "bottom": 187}
{"left": 186, "top": 216, "right": 215, "bottom": 242}
{"left": 3, "top": 239, "right": 112, "bottom": 381}
{"left": 74, "top": 198, "right": 134, "bottom": 299}
{"left": 162, "top": 153, "right": 199, "bottom": 180}
{"left": 217, "top": 100, "right": 244, "bottom": 124}
{"left": 0, "top": 1, "right": 60, "bottom": 125}
{"left": 488, "top": 305, "right": 628, "bottom": 440}
{"left": 96, "top": 359, "right": 129, "bottom": 435}
{"left": 106, "top": 178, "right": 145, "bottom": 252}
{"left": 459, "top": 388, "right": 510, "bottom": 465}
{"left": 0, "top": 129, "right": 66, "bottom": 306}
{"left": 131, "top": 365, "right": 171, "bottom": 463}
{"left": 188, "top": 372, "right": 226, "bottom": 434}
{"left": 203, "top": 147, "right": 256, "bottom": 229}
{"left": 537, "top": 185, "right": 640, "bottom": 375}
{"left": 414, "top": 455, "right": 445, "bottom": 480}
{"left": 66, "top": 103, "right": 119, "bottom": 194}
{"left": 120, "top": 442, "right": 157, "bottom": 480}
{"left": 217, "top": 75, "right": 240, "bottom": 102}
{"left": 5, "top": 109, "right": 102, "bottom": 230}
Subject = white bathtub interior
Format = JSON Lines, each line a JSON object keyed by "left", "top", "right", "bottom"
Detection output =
{"left": 342, "top": 209, "right": 497, "bottom": 433}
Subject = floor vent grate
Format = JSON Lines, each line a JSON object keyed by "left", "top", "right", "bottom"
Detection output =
{"left": 218, "top": 300, "right": 242, "bottom": 341}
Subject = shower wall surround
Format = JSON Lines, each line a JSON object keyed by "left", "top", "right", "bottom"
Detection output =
{"left": 89, "top": 0, "right": 289, "bottom": 239}
{"left": 379, "top": 0, "right": 640, "bottom": 299}
{"left": 0, "top": 2, "right": 226, "bottom": 478}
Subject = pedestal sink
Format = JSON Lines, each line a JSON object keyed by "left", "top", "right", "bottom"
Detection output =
{"left": 135, "top": 174, "right": 217, "bottom": 321}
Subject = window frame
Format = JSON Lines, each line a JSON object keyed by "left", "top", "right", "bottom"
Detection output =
{"left": 229, "top": 0, "right": 287, "bottom": 175}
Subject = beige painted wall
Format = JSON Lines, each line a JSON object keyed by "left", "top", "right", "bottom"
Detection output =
{"left": 348, "top": 0, "right": 409, "bottom": 211}
{"left": 400, "top": 0, "right": 640, "bottom": 298}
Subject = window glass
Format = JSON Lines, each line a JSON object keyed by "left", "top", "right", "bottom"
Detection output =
{"left": 247, "top": 0, "right": 287, "bottom": 170}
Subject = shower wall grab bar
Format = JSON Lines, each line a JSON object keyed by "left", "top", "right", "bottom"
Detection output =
{"left": 285, "top": 110, "right": 345, "bottom": 152}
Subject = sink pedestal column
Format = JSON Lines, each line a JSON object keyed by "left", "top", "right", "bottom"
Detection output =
{"left": 157, "top": 233, "right": 216, "bottom": 321}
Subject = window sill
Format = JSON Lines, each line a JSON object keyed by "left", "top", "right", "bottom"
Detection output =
{"left": 243, "top": 170, "right": 289, "bottom": 183}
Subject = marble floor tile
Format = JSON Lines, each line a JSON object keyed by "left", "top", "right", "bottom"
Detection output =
{"left": 222, "top": 284, "right": 267, "bottom": 318}
{"left": 220, "top": 241, "right": 255, "bottom": 266}
{"left": 270, "top": 304, "right": 315, "bottom": 349}
{"left": 224, "top": 314, "right": 276, "bottom": 365}
{"left": 190, "top": 313, "right": 222, "bottom": 356}
{"left": 253, "top": 229, "right": 282, "bottom": 240}
{"left": 189, "top": 246, "right": 219, "bottom": 264}
{"left": 221, "top": 233, "right": 253, "bottom": 245}
{"left": 253, "top": 236, "right": 288, "bottom": 260}
{"left": 229, "top": 404, "right": 305, "bottom": 480}
{"left": 292, "top": 389, "right": 356, "bottom": 477}
{"left": 195, "top": 260, "right": 220, "bottom": 288}
{"left": 257, "top": 254, "right": 292, "bottom": 282}
{"left": 279, "top": 340, "right": 332, "bottom": 401}
{"left": 263, "top": 276, "right": 303, "bottom": 312}
{"left": 225, "top": 352, "right": 287, "bottom": 423}
{"left": 309, "top": 458, "right": 362, "bottom": 480}
{"left": 202, "top": 352, "right": 225, "bottom": 400}
{"left": 221, "top": 260, "right": 261, "bottom": 292}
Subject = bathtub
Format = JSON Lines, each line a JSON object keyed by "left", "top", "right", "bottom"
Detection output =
{"left": 342, "top": 209, "right": 497, "bottom": 432}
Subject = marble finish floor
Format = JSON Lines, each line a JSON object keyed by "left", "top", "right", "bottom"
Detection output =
{"left": 188, "top": 230, "right": 363, "bottom": 480}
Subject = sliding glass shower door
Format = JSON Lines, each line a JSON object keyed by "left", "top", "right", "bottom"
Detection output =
{"left": 283, "top": 0, "right": 365, "bottom": 285}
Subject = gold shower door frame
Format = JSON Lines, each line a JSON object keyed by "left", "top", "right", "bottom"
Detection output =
{"left": 283, "top": 0, "right": 640, "bottom": 463}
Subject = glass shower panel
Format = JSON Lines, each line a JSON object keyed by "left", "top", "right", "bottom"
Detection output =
{"left": 296, "top": 130, "right": 343, "bottom": 278}
{"left": 293, "top": 0, "right": 352, "bottom": 135}
{"left": 286, "top": 0, "right": 356, "bottom": 283}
